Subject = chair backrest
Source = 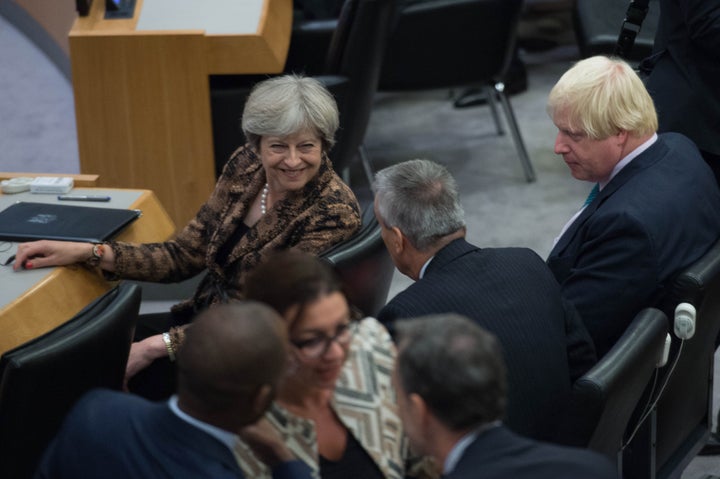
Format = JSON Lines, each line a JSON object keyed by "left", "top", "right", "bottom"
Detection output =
{"left": 567, "top": 308, "right": 667, "bottom": 464}
{"left": 283, "top": 20, "right": 336, "bottom": 77}
{"left": 649, "top": 238, "right": 720, "bottom": 477}
{"left": 573, "top": 0, "right": 660, "bottom": 62}
{"left": 317, "top": 0, "right": 397, "bottom": 174}
{"left": 210, "top": 0, "right": 396, "bottom": 177}
{"left": 378, "top": 0, "right": 524, "bottom": 91}
{"left": 320, "top": 205, "right": 394, "bottom": 317}
{"left": 0, "top": 283, "right": 141, "bottom": 479}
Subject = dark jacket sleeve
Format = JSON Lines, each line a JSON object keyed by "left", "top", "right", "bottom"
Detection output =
{"left": 561, "top": 298, "right": 598, "bottom": 382}
{"left": 557, "top": 211, "right": 658, "bottom": 357}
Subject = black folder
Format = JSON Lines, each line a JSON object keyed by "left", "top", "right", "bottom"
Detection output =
{"left": 0, "top": 202, "right": 141, "bottom": 243}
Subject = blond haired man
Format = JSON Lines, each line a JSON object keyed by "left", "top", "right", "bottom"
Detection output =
{"left": 547, "top": 56, "right": 720, "bottom": 357}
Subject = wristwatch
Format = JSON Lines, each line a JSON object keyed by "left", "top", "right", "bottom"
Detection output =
{"left": 86, "top": 243, "right": 105, "bottom": 266}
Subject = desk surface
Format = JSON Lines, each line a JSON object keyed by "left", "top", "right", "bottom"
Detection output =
{"left": 137, "top": 0, "right": 263, "bottom": 34}
{"left": 0, "top": 188, "right": 175, "bottom": 354}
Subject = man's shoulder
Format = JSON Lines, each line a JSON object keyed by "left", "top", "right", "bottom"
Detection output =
{"left": 639, "top": 132, "right": 707, "bottom": 177}
{"left": 67, "top": 389, "right": 153, "bottom": 427}
{"left": 437, "top": 240, "right": 542, "bottom": 266}
{"left": 599, "top": 134, "right": 720, "bottom": 220}
{"left": 379, "top": 245, "right": 553, "bottom": 320}
{"left": 433, "top": 243, "right": 550, "bottom": 280}
{"left": 75, "top": 388, "right": 142, "bottom": 410}
{"left": 455, "top": 426, "right": 616, "bottom": 479}
{"left": 480, "top": 246, "right": 545, "bottom": 264}
{"left": 658, "top": 131, "right": 700, "bottom": 151}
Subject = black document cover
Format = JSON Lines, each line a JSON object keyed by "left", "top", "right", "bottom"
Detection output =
{"left": 0, "top": 202, "right": 141, "bottom": 243}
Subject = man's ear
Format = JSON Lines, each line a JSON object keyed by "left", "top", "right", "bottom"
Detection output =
{"left": 616, "top": 129, "right": 629, "bottom": 146}
{"left": 390, "top": 226, "right": 405, "bottom": 255}
{"left": 408, "top": 392, "right": 429, "bottom": 424}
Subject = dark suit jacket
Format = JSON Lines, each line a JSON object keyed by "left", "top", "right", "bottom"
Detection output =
{"left": 378, "top": 239, "right": 597, "bottom": 441}
{"left": 643, "top": 0, "right": 720, "bottom": 155}
{"left": 548, "top": 133, "right": 720, "bottom": 357}
{"left": 447, "top": 425, "right": 617, "bottom": 479}
{"left": 35, "top": 389, "right": 312, "bottom": 479}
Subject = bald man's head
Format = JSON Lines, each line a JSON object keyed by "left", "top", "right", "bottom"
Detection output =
{"left": 176, "top": 301, "right": 287, "bottom": 429}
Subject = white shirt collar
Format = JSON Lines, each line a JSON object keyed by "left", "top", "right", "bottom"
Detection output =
{"left": 600, "top": 133, "right": 657, "bottom": 190}
{"left": 443, "top": 421, "right": 501, "bottom": 474}
{"left": 552, "top": 133, "right": 658, "bottom": 248}
{"left": 168, "top": 395, "right": 238, "bottom": 451}
{"left": 418, "top": 256, "right": 434, "bottom": 279}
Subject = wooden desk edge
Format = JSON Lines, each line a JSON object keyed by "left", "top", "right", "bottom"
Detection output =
{"left": 0, "top": 188, "right": 176, "bottom": 355}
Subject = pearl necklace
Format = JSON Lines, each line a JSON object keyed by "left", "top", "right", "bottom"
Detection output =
{"left": 260, "top": 183, "right": 269, "bottom": 215}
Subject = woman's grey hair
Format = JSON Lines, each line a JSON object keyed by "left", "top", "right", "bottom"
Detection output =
{"left": 373, "top": 159, "right": 466, "bottom": 251}
{"left": 395, "top": 314, "right": 507, "bottom": 431}
{"left": 242, "top": 75, "right": 339, "bottom": 151}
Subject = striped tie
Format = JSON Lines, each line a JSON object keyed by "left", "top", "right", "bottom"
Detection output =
{"left": 583, "top": 183, "right": 599, "bottom": 207}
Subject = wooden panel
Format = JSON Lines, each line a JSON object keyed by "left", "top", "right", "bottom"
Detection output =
{"left": 0, "top": 189, "right": 175, "bottom": 354}
{"left": 207, "top": 0, "right": 292, "bottom": 74}
{"left": 70, "top": 31, "right": 215, "bottom": 226}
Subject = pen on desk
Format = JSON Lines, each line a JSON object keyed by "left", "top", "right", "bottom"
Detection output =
{"left": 57, "top": 195, "right": 112, "bottom": 202}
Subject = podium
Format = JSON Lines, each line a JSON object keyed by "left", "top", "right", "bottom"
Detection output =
{"left": 68, "top": 0, "right": 292, "bottom": 226}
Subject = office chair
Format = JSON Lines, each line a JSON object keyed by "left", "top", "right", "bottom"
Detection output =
{"left": 321, "top": 205, "right": 394, "bottom": 317}
{"left": 573, "top": 0, "right": 660, "bottom": 62}
{"left": 0, "top": 283, "right": 141, "bottom": 479}
{"left": 559, "top": 308, "right": 667, "bottom": 473}
{"left": 374, "top": 0, "right": 536, "bottom": 183}
{"left": 624, "top": 238, "right": 720, "bottom": 479}
{"left": 210, "top": 0, "right": 397, "bottom": 183}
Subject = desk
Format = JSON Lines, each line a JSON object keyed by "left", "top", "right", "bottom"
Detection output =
{"left": 0, "top": 188, "right": 175, "bottom": 355}
{"left": 68, "top": 0, "right": 292, "bottom": 227}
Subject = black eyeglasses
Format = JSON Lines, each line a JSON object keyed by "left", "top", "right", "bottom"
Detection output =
{"left": 290, "top": 321, "right": 358, "bottom": 359}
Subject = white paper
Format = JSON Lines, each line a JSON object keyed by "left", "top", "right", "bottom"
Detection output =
{"left": 136, "top": 0, "right": 263, "bottom": 34}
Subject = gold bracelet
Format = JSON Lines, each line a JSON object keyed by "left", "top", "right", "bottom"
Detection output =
{"left": 162, "top": 332, "right": 176, "bottom": 362}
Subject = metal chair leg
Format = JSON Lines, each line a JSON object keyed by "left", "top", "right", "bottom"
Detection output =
{"left": 483, "top": 85, "right": 504, "bottom": 136}
{"left": 495, "top": 82, "right": 536, "bottom": 183}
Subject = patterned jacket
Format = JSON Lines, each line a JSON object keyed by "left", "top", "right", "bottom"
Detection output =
{"left": 108, "top": 144, "right": 361, "bottom": 320}
{"left": 233, "top": 318, "right": 434, "bottom": 479}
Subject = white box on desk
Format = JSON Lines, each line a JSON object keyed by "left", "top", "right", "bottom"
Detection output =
{"left": 29, "top": 177, "right": 74, "bottom": 194}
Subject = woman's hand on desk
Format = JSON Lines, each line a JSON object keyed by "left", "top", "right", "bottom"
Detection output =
{"left": 124, "top": 334, "right": 168, "bottom": 389}
{"left": 13, "top": 240, "right": 115, "bottom": 271}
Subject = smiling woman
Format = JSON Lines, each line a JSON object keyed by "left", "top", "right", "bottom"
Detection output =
{"left": 241, "top": 251, "right": 437, "bottom": 479}
{"left": 10, "top": 74, "right": 361, "bottom": 399}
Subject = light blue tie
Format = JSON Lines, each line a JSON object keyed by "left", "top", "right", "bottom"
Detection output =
{"left": 583, "top": 183, "right": 599, "bottom": 207}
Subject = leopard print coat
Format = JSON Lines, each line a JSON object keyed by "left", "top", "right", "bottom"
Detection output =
{"left": 108, "top": 144, "right": 361, "bottom": 321}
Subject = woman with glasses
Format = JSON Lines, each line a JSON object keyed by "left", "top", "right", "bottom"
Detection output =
{"left": 240, "top": 250, "right": 435, "bottom": 479}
